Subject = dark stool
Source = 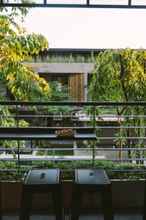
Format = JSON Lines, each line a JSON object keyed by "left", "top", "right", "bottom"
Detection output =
{"left": 72, "top": 169, "right": 113, "bottom": 220}
{"left": 20, "top": 169, "right": 63, "bottom": 220}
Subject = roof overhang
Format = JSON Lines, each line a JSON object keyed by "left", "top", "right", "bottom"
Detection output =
{"left": 25, "top": 63, "right": 94, "bottom": 74}
{"left": 1, "top": 0, "right": 146, "bottom": 9}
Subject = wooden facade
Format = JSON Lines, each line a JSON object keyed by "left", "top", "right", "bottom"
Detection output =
{"left": 68, "top": 73, "right": 84, "bottom": 101}
{"left": 25, "top": 63, "right": 94, "bottom": 101}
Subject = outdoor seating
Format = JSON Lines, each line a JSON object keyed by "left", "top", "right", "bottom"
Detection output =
{"left": 20, "top": 168, "right": 63, "bottom": 220}
{"left": 71, "top": 169, "right": 113, "bottom": 220}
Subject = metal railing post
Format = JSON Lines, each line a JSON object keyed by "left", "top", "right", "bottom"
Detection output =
{"left": 92, "top": 105, "right": 96, "bottom": 167}
{"left": 16, "top": 103, "right": 20, "bottom": 173}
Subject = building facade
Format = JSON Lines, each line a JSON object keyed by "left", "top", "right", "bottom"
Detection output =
{"left": 26, "top": 48, "right": 101, "bottom": 101}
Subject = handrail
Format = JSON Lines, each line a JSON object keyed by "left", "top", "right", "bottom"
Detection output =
{"left": 0, "top": 101, "right": 146, "bottom": 166}
{"left": 1, "top": 100, "right": 146, "bottom": 106}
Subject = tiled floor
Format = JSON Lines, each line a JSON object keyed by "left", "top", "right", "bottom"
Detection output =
{"left": 1, "top": 214, "right": 143, "bottom": 220}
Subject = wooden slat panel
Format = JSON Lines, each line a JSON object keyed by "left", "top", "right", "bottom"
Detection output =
{"left": 68, "top": 73, "right": 84, "bottom": 101}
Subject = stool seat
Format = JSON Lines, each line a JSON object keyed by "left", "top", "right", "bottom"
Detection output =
{"left": 24, "top": 169, "right": 60, "bottom": 185}
{"left": 20, "top": 169, "right": 62, "bottom": 220}
{"left": 75, "top": 169, "right": 110, "bottom": 185}
{"left": 72, "top": 169, "right": 113, "bottom": 220}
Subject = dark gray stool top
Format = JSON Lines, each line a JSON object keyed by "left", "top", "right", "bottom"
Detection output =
{"left": 75, "top": 169, "right": 110, "bottom": 185}
{"left": 24, "top": 169, "right": 60, "bottom": 185}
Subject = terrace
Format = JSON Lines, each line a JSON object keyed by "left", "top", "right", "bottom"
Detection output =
{"left": 0, "top": 101, "right": 145, "bottom": 219}
{"left": 1, "top": 1, "right": 146, "bottom": 219}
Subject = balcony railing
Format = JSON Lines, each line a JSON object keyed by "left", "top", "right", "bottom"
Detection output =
{"left": 0, "top": 100, "right": 146, "bottom": 169}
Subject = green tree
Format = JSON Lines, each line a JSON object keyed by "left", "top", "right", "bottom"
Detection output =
{"left": 89, "top": 49, "right": 146, "bottom": 102}
{"left": 89, "top": 49, "right": 146, "bottom": 162}
{"left": 0, "top": 8, "right": 51, "bottom": 150}
{"left": 89, "top": 50, "right": 122, "bottom": 101}
{"left": 0, "top": 13, "right": 51, "bottom": 101}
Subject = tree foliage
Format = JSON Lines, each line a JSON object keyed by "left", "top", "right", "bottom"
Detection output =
{"left": 0, "top": 8, "right": 52, "bottom": 149}
{"left": 0, "top": 14, "right": 51, "bottom": 101}
{"left": 89, "top": 49, "right": 146, "bottom": 102}
{"left": 89, "top": 50, "right": 122, "bottom": 101}
{"left": 89, "top": 49, "right": 146, "bottom": 161}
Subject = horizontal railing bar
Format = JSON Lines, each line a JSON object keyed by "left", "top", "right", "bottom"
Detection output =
{"left": 1, "top": 157, "right": 146, "bottom": 162}
{"left": 98, "top": 115, "right": 146, "bottom": 117}
{"left": 1, "top": 125, "right": 146, "bottom": 129}
{"left": 1, "top": 153, "right": 146, "bottom": 161}
{"left": 1, "top": 124, "right": 146, "bottom": 129}
{"left": 96, "top": 137, "right": 146, "bottom": 140}
{"left": 0, "top": 169, "right": 24, "bottom": 172}
{"left": 0, "top": 126, "right": 95, "bottom": 129}
{"left": 1, "top": 147, "right": 146, "bottom": 151}
{"left": 0, "top": 158, "right": 17, "bottom": 161}
{"left": 73, "top": 147, "right": 146, "bottom": 151}
{"left": 106, "top": 158, "right": 146, "bottom": 161}
{"left": 96, "top": 126, "right": 146, "bottom": 129}
{"left": 1, "top": 101, "right": 146, "bottom": 106}
{"left": 3, "top": 115, "right": 146, "bottom": 119}
{"left": 0, "top": 156, "right": 105, "bottom": 161}
{"left": 109, "top": 169, "right": 146, "bottom": 172}
{"left": 0, "top": 148, "right": 31, "bottom": 151}
{"left": 92, "top": 147, "right": 146, "bottom": 151}
{"left": 0, "top": 115, "right": 78, "bottom": 118}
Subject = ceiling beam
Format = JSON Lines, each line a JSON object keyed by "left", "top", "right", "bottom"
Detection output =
{"left": 1, "top": 2, "right": 146, "bottom": 9}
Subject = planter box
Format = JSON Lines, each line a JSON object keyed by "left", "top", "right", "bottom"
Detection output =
{"left": 1, "top": 182, "right": 22, "bottom": 212}
{"left": 112, "top": 180, "right": 145, "bottom": 210}
{"left": 0, "top": 180, "right": 145, "bottom": 213}
{"left": 1, "top": 181, "right": 54, "bottom": 213}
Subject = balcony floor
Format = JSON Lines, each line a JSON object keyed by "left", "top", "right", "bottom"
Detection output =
{"left": 1, "top": 213, "right": 143, "bottom": 220}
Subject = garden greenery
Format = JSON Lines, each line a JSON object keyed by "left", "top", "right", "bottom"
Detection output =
{"left": 0, "top": 160, "right": 145, "bottom": 181}
{"left": 0, "top": 14, "right": 51, "bottom": 101}
{"left": 89, "top": 49, "right": 146, "bottom": 161}
{"left": 0, "top": 8, "right": 51, "bottom": 148}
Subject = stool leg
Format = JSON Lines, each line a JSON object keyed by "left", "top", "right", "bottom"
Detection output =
{"left": 0, "top": 183, "right": 2, "bottom": 220}
{"left": 71, "top": 185, "right": 81, "bottom": 220}
{"left": 143, "top": 181, "right": 146, "bottom": 220}
{"left": 102, "top": 184, "right": 113, "bottom": 220}
{"left": 53, "top": 186, "right": 63, "bottom": 220}
{"left": 20, "top": 187, "right": 32, "bottom": 220}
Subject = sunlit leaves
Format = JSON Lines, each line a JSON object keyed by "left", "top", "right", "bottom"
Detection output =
{"left": 89, "top": 50, "right": 122, "bottom": 101}
{"left": 0, "top": 8, "right": 51, "bottom": 149}
{"left": 89, "top": 49, "right": 146, "bottom": 160}
{"left": 119, "top": 49, "right": 146, "bottom": 101}
{"left": 0, "top": 15, "right": 51, "bottom": 101}
{"left": 89, "top": 49, "right": 146, "bottom": 102}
